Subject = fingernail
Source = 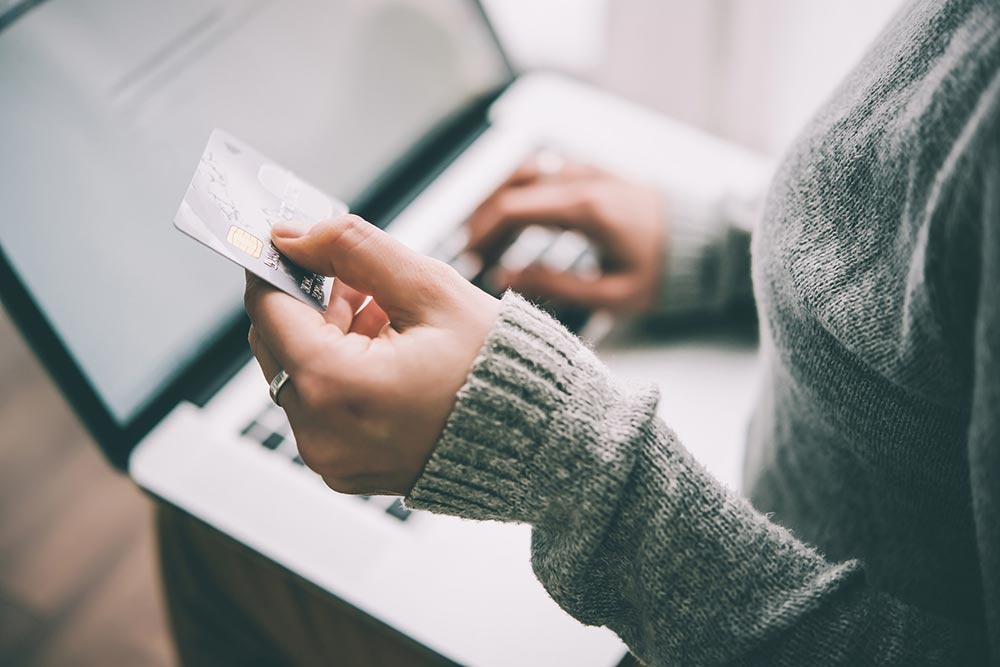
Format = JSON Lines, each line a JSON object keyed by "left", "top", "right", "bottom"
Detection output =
{"left": 272, "top": 221, "right": 311, "bottom": 239}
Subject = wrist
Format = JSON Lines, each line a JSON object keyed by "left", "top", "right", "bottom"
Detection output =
{"left": 406, "top": 291, "right": 659, "bottom": 524}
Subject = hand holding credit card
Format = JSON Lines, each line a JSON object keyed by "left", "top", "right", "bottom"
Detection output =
{"left": 174, "top": 129, "right": 348, "bottom": 311}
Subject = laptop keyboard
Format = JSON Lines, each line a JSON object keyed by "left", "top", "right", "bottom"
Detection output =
{"left": 240, "top": 403, "right": 412, "bottom": 523}
{"left": 428, "top": 220, "right": 599, "bottom": 290}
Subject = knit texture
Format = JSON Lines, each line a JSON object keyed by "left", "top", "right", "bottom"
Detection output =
{"left": 409, "top": 0, "right": 1000, "bottom": 663}
{"left": 657, "top": 190, "right": 756, "bottom": 318}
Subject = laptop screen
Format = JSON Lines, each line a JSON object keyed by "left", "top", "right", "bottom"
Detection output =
{"left": 0, "top": 0, "right": 509, "bottom": 424}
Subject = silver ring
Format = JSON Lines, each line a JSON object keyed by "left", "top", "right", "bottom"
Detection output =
{"left": 269, "top": 369, "right": 291, "bottom": 407}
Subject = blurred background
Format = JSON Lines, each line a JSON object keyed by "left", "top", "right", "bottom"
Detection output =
{"left": 0, "top": 1, "right": 902, "bottom": 665}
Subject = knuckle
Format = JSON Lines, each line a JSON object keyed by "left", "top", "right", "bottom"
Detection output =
{"left": 483, "top": 193, "right": 517, "bottom": 234}
{"left": 337, "top": 214, "right": 375, "bottom": 249}
{"left": 579, "top": 184, "right": 608, "bottom": 219}
{"left": 338, "top": 212, "right": 365, "bottom": 231}
{"left": 427, "top": 257, "right": 459, "bottom": 282}
{"left": 247, "top": 330, "right": 264, "bottom": 360}
{"left": 313, "top": 214, "right": 378, "bottom": 271}
{"left": 243, "top": 282, "right": 260, "bottom": 319}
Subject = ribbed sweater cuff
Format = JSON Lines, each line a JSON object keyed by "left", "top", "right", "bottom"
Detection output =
{"left": 657, "top": 192, "right": 728, "bottom": 316}
{"left": 406, "top": 291, "right": 656, "bottom": 523}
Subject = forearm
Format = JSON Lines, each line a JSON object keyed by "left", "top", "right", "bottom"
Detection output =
{"left": 407, "top": 293, "right": 981, "bottom": 665}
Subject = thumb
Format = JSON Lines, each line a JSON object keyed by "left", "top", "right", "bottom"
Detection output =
{"left": 272, "top": 215, "right": 436, "bottom": 325}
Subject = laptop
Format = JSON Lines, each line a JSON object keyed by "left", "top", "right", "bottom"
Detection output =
{"left": 0, "top": 1, "right": 769, "bottom": 665}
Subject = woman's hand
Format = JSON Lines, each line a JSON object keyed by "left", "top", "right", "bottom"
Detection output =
{"left": 465, "top": 159, "right": 666, "bottom": 313}
{"left": 244, "top": 215, "right": 500, "bottom": 496}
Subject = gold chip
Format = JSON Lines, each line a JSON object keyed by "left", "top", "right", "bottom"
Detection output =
{"left": 226, "top": 225, "right": 263, "bottom": 258}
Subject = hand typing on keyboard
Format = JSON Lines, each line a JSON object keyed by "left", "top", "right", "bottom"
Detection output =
{"left": 243, "top": 214, "right": 499, "bottom": 496}
{"left": 464, "top": 157, "right": 666, "bottom": 314}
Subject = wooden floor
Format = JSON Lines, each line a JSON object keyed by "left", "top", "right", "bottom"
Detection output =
{"left": 0, "top": 310, "right": 176, "bottom": 667}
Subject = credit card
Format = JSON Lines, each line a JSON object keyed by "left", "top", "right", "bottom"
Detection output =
{"left": 174, "top": 129, "right": 348, "bottom": 311}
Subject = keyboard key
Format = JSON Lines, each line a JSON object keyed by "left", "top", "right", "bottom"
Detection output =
{"left": 261, "top": 432, "right": 284, "bottom": 450}
{"left": 291, "top": 455, "right": 305, "bottom": 466}
{"left": 498, "top": 225, "right": 558, "bottom": 273}
{"left": 385, "top": 498, "right": 411, "bottom": 521}
{"left": 540, "top": 230, "right": 591, "bottom": 272}
{"left": 572, "top": 248, "right": 601, "bottom": 280}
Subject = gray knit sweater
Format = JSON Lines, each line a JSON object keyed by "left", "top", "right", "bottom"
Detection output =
{"left": 408, "top": 0, "right": 1000, "bottom": 664}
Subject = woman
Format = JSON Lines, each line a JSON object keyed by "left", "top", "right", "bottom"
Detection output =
{"left": 241, "top": 0, "right": 999, "bottom": 663}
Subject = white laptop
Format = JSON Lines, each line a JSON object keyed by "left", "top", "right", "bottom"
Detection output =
{"left": 0, "top": 1, "right": 769, "bottom": 665}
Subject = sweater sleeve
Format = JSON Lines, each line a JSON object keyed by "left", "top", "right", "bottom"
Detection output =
{"left": 406, "top": 292, "right": 984, "bottom": 665}
{"left": 967, "top": 139, "right": 1000, "bottom": 664}
{"left": 654, "top": 189, "right": 759, "bottom": 318}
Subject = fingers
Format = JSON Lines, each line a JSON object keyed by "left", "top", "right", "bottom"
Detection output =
{"left": 500, "top": 160, "right": 543, "bottom": 188}
{"left": 243, "top": 271, "right": 331, "bottom": 374}
{"left": 325, "top": 279, "right": 369, "bottom": 332}
{"left": 248, "top": 325, "right": 303, "bottom": 411}
{"left": 502, "top": 155, "right": 600, "bottom": 186}
{"left": 507, "top": 266, "right": 634, "bottom": 311}
{"left": 271, "top": 215, "right": 442, "bottom": 326}
{"left": 329, "top": 277, "right": 390, "bottom": 337}
{"left": 247, "top": 324, "right": 281, "bottom": 381}
{"left": 465, "top": 181, "right": 610, "bottom": 257}
{"left": 465, "top": 159, "right": 605, "bottom": 257}
{"left": 349, "top": 299, "right": 390, "bottom": 337}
